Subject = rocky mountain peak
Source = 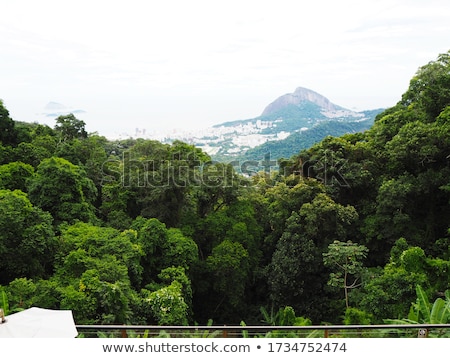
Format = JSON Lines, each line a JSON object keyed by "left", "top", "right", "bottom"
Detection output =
{"left": 261, "top": 86, "right": 341, "bottom": 116}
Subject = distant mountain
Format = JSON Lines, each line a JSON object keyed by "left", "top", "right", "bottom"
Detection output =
{"left": 42, "top": 102, "right": 86, "bottom": 118}
{"left": 261, "top": 86, "right": 342, "bottom": 115}
{"left": 193, "top": 87, "right": 383, "bottom": 162}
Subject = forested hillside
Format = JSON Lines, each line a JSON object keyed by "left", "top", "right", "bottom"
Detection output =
{"left": 0, "top": 51, "right": 449, "bottom": 326}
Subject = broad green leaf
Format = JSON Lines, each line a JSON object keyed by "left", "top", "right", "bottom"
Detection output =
{"left": 430, "top": 298, "right": 446, "bottom": 324}
{"left": 415, "top": 285, "right": 431, "bottom": 323}
{"left": 1, "top": 289, "right": 9, "bottom": 315}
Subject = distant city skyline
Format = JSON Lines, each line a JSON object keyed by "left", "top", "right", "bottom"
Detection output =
{"left": 1, "top": 0, "right": 450, "bottom": 138}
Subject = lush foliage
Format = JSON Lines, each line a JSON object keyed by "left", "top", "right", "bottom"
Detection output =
{"left": 1, "top": 51, "right": 450, "bottom": 327}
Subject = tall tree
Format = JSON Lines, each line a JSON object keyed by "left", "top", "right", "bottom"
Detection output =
{"left": 0, "top": 190, "right": 57, "bottom": 284}
{"left": 359, "top": 240, "right": 428, "bottom": 323}
{"left": 205, "top": 239, "right": 250, "bottom": 322}
{"left": 54, "top": 114, "right": 88, "bottom": 141}
{"left": 0, "top": 161, "right": 34, "bottom": 192}
{"left": 0, "top": 99, "right": 17, "bottom": 146}
{"left": 268, "top": 193, "right": 358, "bottom": 322}
{"left": 323, "top": 240, "right": 368, "bottom": 309}
{"left": 52, "top": 222, "right": 144, "bottom": 324}
{"left": 27, "top": 157, "right": 98, "bottom": 225}
{"left": 401, "top": 50, "right": 450, "bottom": 121}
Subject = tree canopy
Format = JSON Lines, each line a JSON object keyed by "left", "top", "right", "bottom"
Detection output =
{"left": 1, "top": 50, "right": 450, "bottom": 327}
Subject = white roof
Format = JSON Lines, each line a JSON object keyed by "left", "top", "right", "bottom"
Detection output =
{"left": 0, "top": 307, "right": 78, "bottom": 338}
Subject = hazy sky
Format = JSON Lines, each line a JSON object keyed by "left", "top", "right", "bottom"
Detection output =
{"left": 1, "top": 0, "right": 450, "bottom": 137}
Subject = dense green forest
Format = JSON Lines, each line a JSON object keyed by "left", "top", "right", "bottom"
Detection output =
{"left": 1, "top": 51, "right": 449, "bottom": 327}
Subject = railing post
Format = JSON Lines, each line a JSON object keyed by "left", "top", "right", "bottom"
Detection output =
{"left": 121, "top": 324, "right": 128, "bottom": 338}
{"left": 222, "top": 326, "right": 228, "bottom": 338}
{"left": 417, "top": 329, "right": 428, "bottom": 338}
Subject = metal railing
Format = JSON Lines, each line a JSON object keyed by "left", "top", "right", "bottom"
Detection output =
{"left": 75, "top": 323, "right": 450, "bottom": 338}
